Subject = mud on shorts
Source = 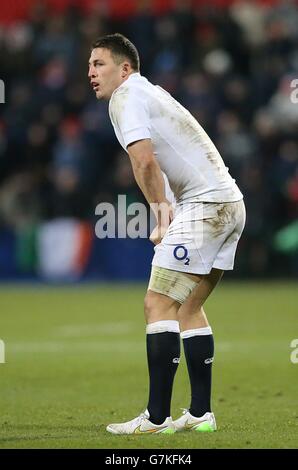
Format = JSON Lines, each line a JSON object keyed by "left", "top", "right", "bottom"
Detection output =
{"left": 151, "top": 199, "right": 246, "bottom": 275}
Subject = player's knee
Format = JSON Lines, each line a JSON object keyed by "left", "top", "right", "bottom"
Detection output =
{"left": 144, "top": 290, "right": 161, "bottom": 322}
{"left": 178, "top": 306, "right": 210, "bottom": 334}
{"left": 144, "top": 291, "right": 153, "bottom": 320}
{"left": 178, "top": 304, "right": 204, "bottom": 320}
{"left": 144, "top": 290, "right": 179, "bottom": 323}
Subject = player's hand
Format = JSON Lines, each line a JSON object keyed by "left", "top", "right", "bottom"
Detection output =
{"left": 149, "top": 224, "right": 169, "bottom": 245}
{"left": 149, "top": 201, "right": 174, "bottom": 245}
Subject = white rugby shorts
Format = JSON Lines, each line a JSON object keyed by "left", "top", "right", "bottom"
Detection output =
{"left": 152, "top": 199, "right": 246, "bottom": 275}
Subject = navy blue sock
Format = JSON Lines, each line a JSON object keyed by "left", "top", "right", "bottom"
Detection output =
{"left": 182, "top": 328, "right": 214, "bottom": 417}
{"left": 146, "top": 323, "right": 180, "bottom": 425}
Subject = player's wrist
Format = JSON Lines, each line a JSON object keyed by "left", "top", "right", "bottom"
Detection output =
{"left": 150, "top": 199, "right": 173, "bottom": 225}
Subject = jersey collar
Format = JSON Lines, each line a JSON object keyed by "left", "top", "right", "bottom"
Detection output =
{"left": 110, "top": 73, "right": 141, "bottom": 100}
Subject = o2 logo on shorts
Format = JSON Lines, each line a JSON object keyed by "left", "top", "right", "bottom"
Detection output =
{"left": 173, "top": 245, "right": 190, "bottom": 265}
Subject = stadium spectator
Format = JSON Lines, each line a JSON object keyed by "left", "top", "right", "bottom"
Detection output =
{"left": 0, "top": 0, "right": 297, "bottom": 278}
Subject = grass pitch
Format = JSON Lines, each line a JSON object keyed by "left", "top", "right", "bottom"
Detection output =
{"left": 0, "top": 281, "right": 297, "bottom": 449}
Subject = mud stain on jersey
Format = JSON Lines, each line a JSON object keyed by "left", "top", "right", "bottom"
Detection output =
{"left": 156, "top": 96, "right": 201, "bottom": 144}
{"left": 170, "top": 113, "right": 202, "bottom": 145}
{"left": 167, "top": 105, "right": 223, "bottom": 173}
{"left": 206, "top": 151, "right": 222, "bottom": 172}
{"left": 110, "top": 88, "right": 129, "bottom": 124}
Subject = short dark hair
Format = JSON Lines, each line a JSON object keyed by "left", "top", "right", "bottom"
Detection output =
{"left": 92, "top": 33, "right": 140, "bottom": 72}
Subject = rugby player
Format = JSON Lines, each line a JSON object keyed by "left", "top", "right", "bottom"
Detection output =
{"left": 88, "top": 33, "right": 245, "bottom": 435}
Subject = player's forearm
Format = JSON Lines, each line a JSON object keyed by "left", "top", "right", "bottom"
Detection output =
{"left": 131, "top": 159, "right": 170, "bottom": 222}
{"left": 132, "top": 159, "right": 165, "bottom": 203}
{"left": 127, "top": 139, "right": 172, "bottom": 225}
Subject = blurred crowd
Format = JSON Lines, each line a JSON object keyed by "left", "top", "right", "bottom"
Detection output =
{"left": 0, "top": 0, "right": 298, "bottom": 277}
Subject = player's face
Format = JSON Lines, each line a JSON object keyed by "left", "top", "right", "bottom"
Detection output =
{"left": 88, "top": 48, "right": 127, "bottom": 100}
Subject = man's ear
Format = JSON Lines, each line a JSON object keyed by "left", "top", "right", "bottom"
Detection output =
{"left": 121, "top": 62, "right": 130, "bottom": 77}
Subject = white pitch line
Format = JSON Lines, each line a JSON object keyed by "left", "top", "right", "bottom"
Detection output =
{"left": 6, "top": 341, "right": 232, "bottom": 354}
{"left": 7, "top": 341, "right": 143, "bottom": 354}
{"left": 5, "top": 339, "right": 290, "bottom": 355}
{"left": 54, "top": 322, "right": 136, "bottom": 338}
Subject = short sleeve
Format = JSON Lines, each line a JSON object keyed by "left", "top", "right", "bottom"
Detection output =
{"left": 109, "top": 89, "right": 151, "bottom": 148}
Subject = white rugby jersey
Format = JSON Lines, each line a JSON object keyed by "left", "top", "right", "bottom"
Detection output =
{"left": 109, "top": 73, "right": 243, "bottom": 203}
